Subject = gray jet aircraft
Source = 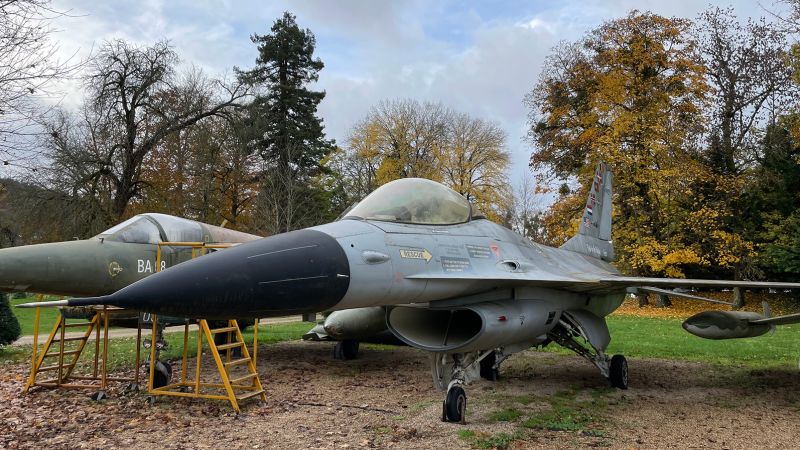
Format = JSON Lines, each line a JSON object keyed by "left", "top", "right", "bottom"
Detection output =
{"left": 22, "top": 164, "right": 800, "bottom": 422}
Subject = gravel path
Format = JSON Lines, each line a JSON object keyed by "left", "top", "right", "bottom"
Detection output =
{"left": 2, "top": 340, "right": 799, "bottom": 449}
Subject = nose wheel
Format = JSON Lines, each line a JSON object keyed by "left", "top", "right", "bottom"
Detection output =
{"left": 442, "top": 384, "right": 467, "bottom": 423}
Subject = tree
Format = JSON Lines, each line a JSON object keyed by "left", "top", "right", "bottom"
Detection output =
{"left": 134, "top": 114, "right": 260, "bottom": 231}
{"left": 0, "top": 0, "right": 74, "bottom": 164}
{"left": 345, "top": 99, "right": 512, "bottom": 221}
{"left": 237, "top": 12, "right": 335, "bottom": 233}
{"left": 526, "top": 11, "right": 716, "bottom": 277}
{"left": 44, "top": 40, "right": 247, "bottom": 224}
{"left": 0, "top": 292, "right": 21, "bottom": 346}
{"left": 697, "top": 7, "right": 797, "bottom": 174}
{"left": 507, "top": 173, "right": 546, "bottom": 241}
{"left": 354, "top": 99, "right": 448, "bottom": 182}
{"left": 742, "top": 118, "right": 800, "bottom": 278}
{"left": 440, "top": 112, "right": 511, "bottom": 219}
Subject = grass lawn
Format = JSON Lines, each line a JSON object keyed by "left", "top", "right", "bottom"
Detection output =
{"left": 10, "top": 295, "right": 79, "bottom": 336}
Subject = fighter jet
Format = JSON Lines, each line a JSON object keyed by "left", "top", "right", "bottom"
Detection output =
{"left": 22, "top": 164, "right": 800, "bottom": 422}
{"left": 4, "top": 213, "right": 260, "bottom": 386}
{"left": 0, "top": 212, "right": 259, "bottom": 296}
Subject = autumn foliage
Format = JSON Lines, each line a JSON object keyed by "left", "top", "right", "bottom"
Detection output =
{"left": 527, "top": 10, "right": 800, "bottom": 280}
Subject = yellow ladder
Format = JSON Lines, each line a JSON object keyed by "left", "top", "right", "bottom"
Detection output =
{"left": 24, "top": 311, "right": 100, "bottom": 392}
{"left": 202, "top": 319, "right": 266, "bottom": 411}
{"left": 147, "top": 317, "right": 265, "bottom": 412}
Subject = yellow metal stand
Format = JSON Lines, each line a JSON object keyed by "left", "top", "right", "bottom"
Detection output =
{"left": 146, "top": 315, "right": 265, "bottom": 412}
{"left": 24, "top": 304, "right": 141, "bottom": 394}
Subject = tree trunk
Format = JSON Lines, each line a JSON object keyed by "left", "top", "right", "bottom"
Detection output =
{"left": 732, "top": 287, "right": 745, "bottom": 310}
{"left": 656, "top": 294, "right": 672, "bottom": 308}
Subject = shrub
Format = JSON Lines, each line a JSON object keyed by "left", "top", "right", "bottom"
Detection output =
{"left": 0, "top": 293, "right": 22, "bottom": 345}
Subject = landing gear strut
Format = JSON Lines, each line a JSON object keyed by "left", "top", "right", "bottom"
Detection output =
{"left": 142, "top": 319, "right": 172, "bottom": 389}
{"left": 548, "top": 321, "right": 628, "bottom": 389}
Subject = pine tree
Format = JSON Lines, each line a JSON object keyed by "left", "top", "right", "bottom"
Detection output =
{"left": 0, "top": 292, "right": 21, "bottom": 346}
{"left": 239, "top": 11, "right": 334, "bottom": 175}
{"left": 238, "top": 12, "right": 336, "bottom": 234}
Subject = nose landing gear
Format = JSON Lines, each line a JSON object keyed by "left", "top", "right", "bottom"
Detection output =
{"left": 432, "top": 350, "right": 499, "bottom": 423}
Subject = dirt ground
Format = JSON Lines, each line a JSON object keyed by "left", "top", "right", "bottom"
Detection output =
{"left": 2, "top": 340, "right": 800, "bottom": 449}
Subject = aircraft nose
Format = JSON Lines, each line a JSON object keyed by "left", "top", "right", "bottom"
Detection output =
{"left": 103, "top": 229, "right": 351, "bottom": 318}
{"left": 0, "top": 241, "right": 105, "bottom": 295}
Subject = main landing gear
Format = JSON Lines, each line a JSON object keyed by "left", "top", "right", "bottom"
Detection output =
{"left": 547, "top": 319, "right": 628, "bottom": 390}
{"left": 432, "top": 349, "right": 508, "bottom": 423}
{"left": 142, "top": 320, "right": 172, "bottom": 389}
{"left": 333, "top": 339, "right": 360, "bottom": 360}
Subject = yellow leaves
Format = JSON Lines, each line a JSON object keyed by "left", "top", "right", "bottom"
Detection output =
{"left": 627, "top": 238, "right": 704, "bottom": 278}
{"left": 710, "top": 230, "right": 755, "bottom": 269}
{"left": 347, "top": 100, "right": 511, "bottom": 219}
{"left": 614, "top": 291, "right": 799, "bottom": 320}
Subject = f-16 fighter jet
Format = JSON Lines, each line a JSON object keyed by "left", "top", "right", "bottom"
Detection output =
{"left": 23, "top": 164, "right": 800, "bottom": 422}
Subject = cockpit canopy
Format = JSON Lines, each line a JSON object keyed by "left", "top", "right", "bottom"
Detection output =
{"left": 344, "top": 178, "right": 473, "bottom": 225}
{"left": 96, "top": 214, "right": 204, "bottom": 244}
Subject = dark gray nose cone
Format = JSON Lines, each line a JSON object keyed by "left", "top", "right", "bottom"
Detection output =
{"left": 104, "top": 229, "right": 350, "bottom": 319}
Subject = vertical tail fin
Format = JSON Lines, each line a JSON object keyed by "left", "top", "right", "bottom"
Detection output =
{"left": 560, "top": 162, "right": 615, "bottom": 261}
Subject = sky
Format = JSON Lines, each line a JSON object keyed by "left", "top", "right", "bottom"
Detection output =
{"left": 48, "top": 0, "right": 782, "bottom": 188}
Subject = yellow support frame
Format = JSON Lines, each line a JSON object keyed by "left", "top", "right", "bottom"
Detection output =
{"left": 24, "top": 305, "right": 141, "bottom": 393}
{"left": 146, "top": 315, "right": 265, "bottom": 412}
{"left": 147, "top": 240, "right": 263, "bottom": 412}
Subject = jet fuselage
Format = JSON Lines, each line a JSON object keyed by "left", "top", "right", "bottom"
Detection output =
{"left": 77, "top": 217, "right": 626, "bottom": 320}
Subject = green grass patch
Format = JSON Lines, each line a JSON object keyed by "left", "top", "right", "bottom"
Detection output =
{"left": 0, "top": 345, "right": 29, "bottom": 365}
{"left": 488, "top": 407, "right": 522, "bottom": 422}
{"left": 523, "top": 404, "right": 593, "bottom": 431}
{"left": 520, "top": 386, "right": 609, "bottom": 436}
{"left": 458, "top": 430, "right": 524, "bottom": 450}
{"left": 10, "top": 295, "right": 91, "bottom": 336}
{"left": 539, "top": 314, "right": 800, "bottom": 368}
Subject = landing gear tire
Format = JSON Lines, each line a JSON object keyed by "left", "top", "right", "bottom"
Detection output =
{"left": 152, "top": 360, "right": 172, "bottom": 389}
{"left": 333, "top": 339, "right": 360, "bottom": 360}
{"left": 608, "top": 354, "right": 628, "bottom": 390}
{"left": 479, "top": 351, "right": 499, "bottom": 381}
{"left": 442, "top": 385, "right": 467, "bottom": 423}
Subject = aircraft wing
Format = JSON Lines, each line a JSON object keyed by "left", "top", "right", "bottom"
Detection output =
{"left": 597, "top": 276, "right": 800, "bottom": 291}
{"left": 406, "top": 273, "right": 800, "bottom": 293}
